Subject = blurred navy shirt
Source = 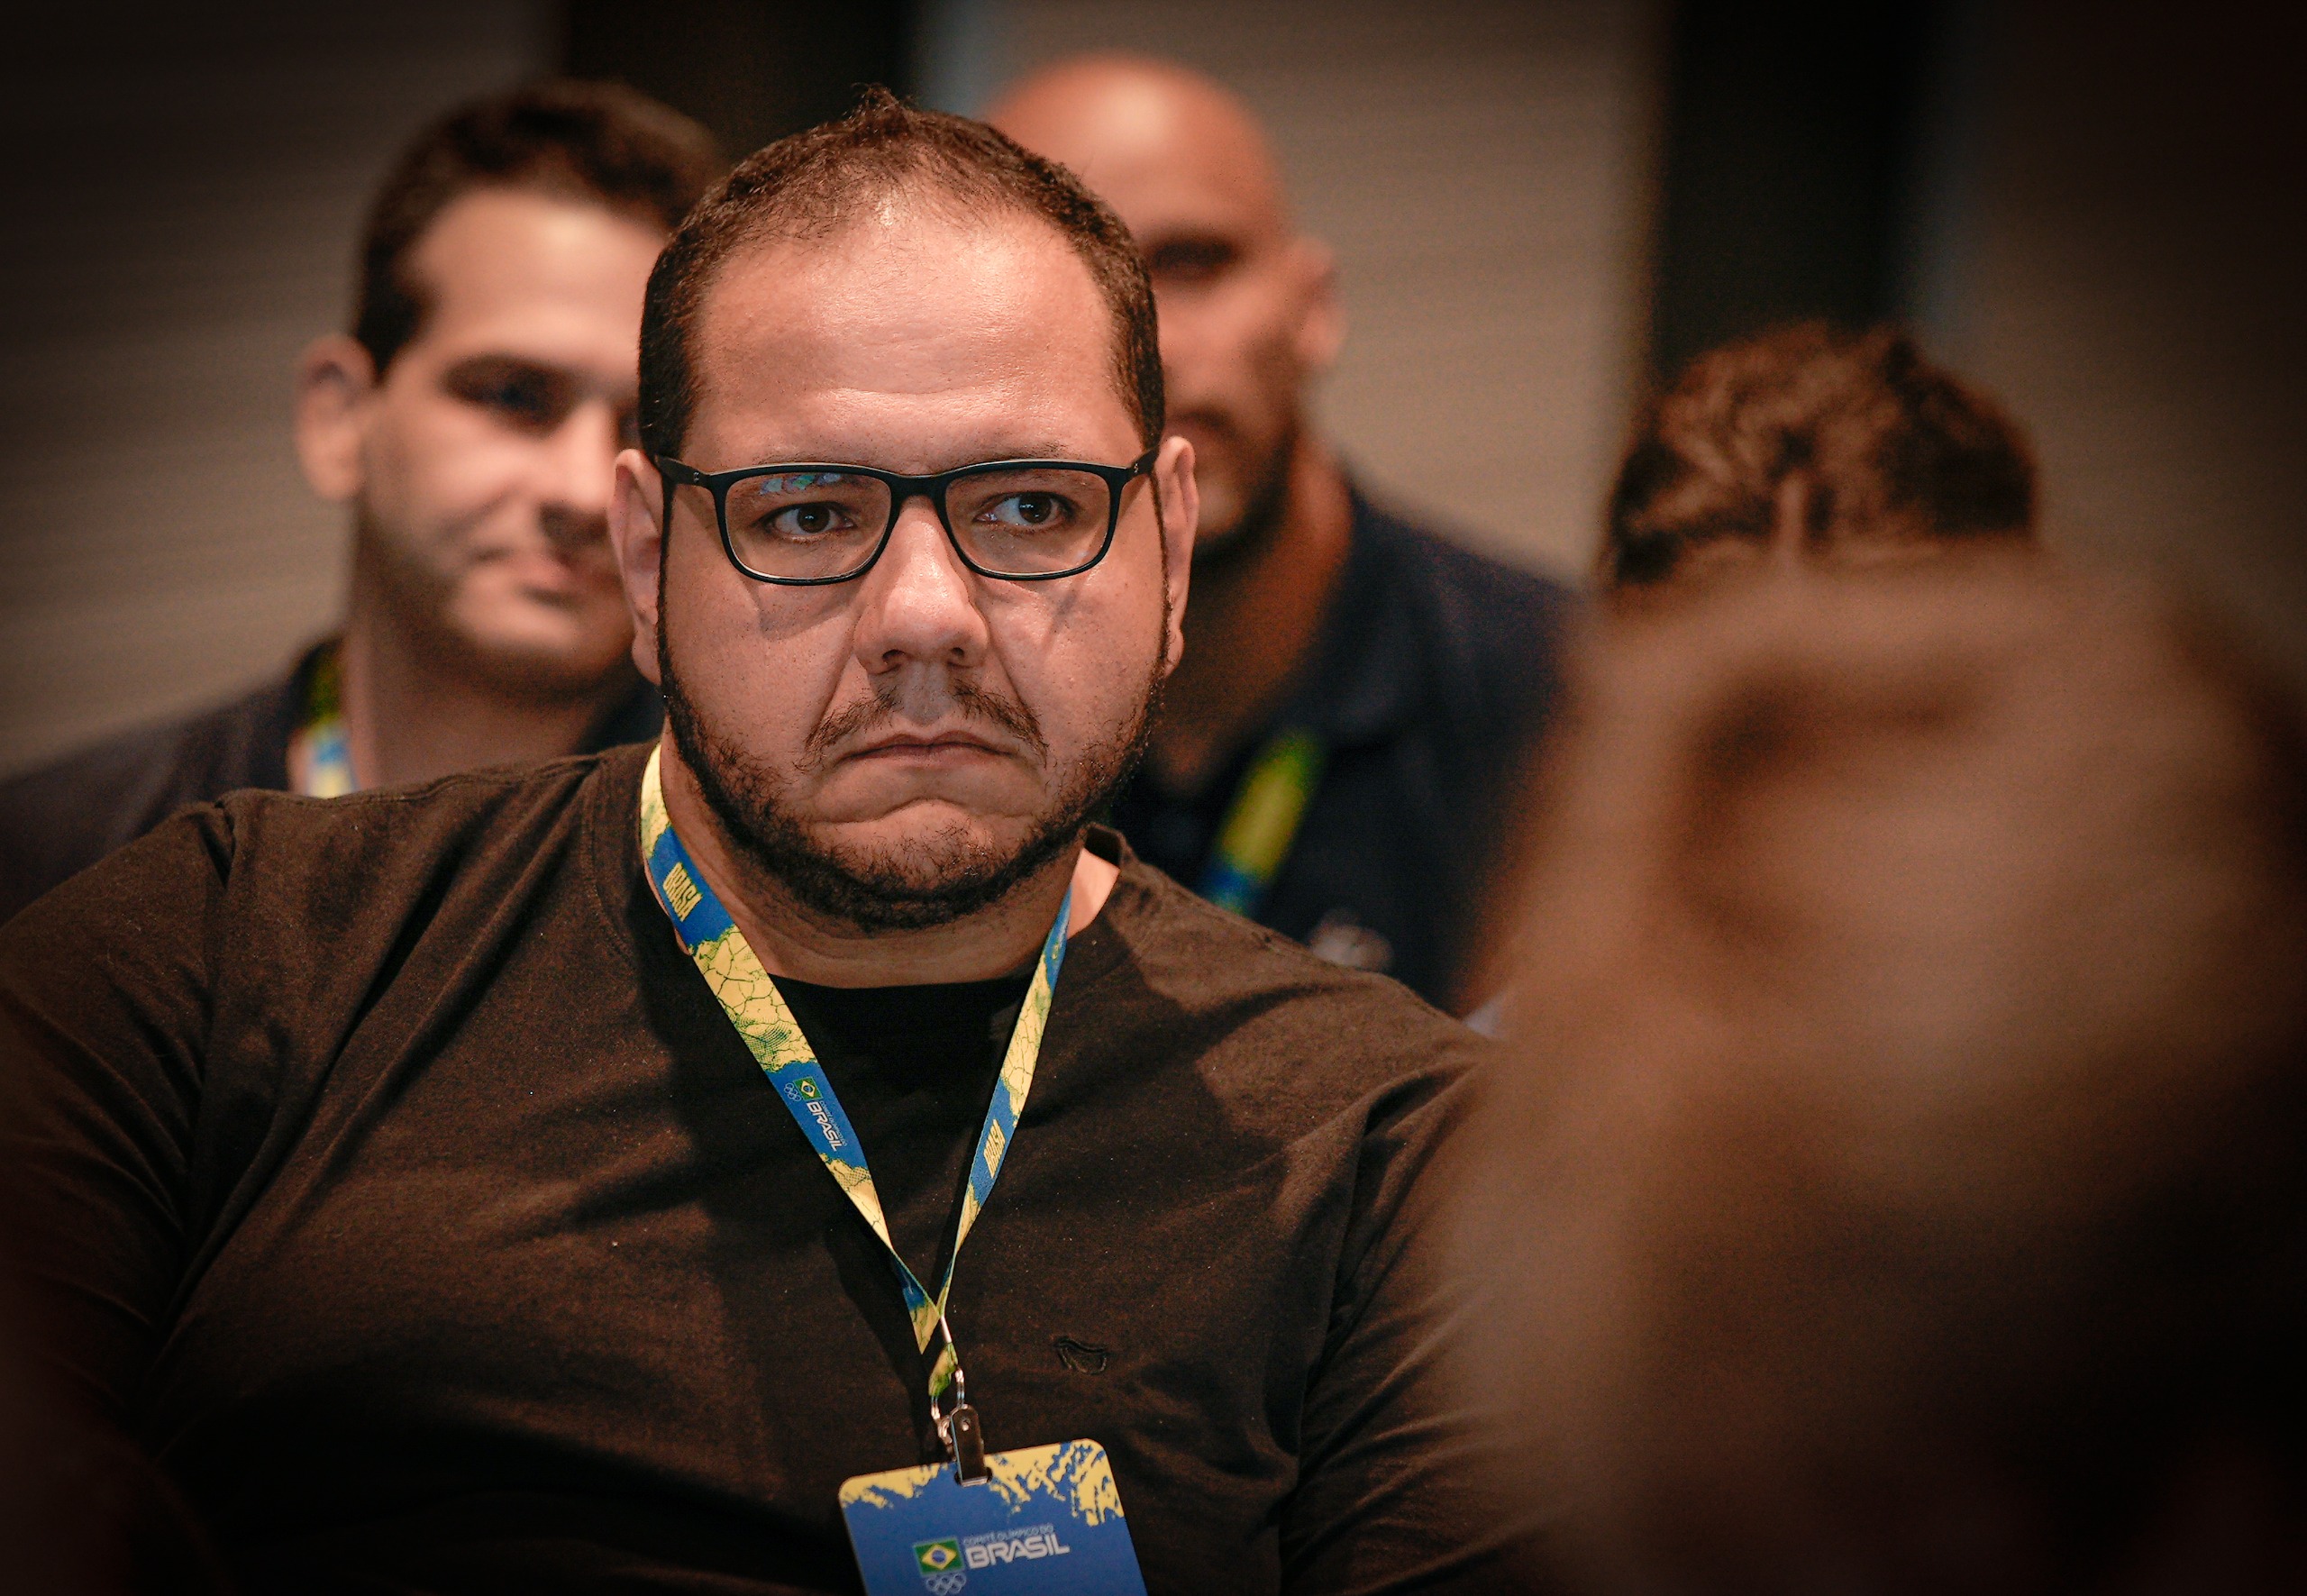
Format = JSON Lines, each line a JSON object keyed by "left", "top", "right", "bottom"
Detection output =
{"left": 0, "top": 643, "right": 662, "bottom": 925}
{"left": 1110, "top": 487, "right": 1574, "bottom": 1010}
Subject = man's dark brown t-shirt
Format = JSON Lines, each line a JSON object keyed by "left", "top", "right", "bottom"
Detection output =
{"left": 0, "top": 742, "right": 1516, "bottom": 1594}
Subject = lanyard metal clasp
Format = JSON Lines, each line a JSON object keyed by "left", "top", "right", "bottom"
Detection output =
{"left": 941, "top": 1399, "right": 988, "bottom": 1484}
{"left": 930, "top": 1312, "right": 989, "bottom": 1483}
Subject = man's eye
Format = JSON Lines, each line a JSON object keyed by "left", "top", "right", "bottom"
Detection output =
{"left": 767, "top": 503, "right": 855, "bottom": 539}
{"left": 485, "top": 379, "right": 553, "bottom": 423}
{"left": 981, "top": 493, "right": 1077, "bottom": 530}
{"left": 1147, "top": 238, "right": 1239, "bottom": 287}
{"left": 444, "top": 362, "right": 573, "bottom": 433}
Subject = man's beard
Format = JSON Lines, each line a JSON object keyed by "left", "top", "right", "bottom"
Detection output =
{"left": 1186, "top": 413, "right": 1298, "bottom": 575}
{"left": 660, "top": 628, "right": 1164, "bottom": 935}
{"left": 350, "top": 501, "right": 627, "bottom": 703}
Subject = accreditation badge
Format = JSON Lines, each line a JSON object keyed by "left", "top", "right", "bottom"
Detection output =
{"left": 840, "top": 1438, "right": 1147, "bottom": 1595}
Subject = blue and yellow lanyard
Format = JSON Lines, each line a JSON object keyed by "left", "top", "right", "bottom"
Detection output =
{"left": 639, "top": 746, "right": 1069, "bottom": 1443}
{"left": 1196, "top": 728, "right": 1325, "bottom": 918}
{"left": 292, "top": 643, "right": 359, "bottom": 798}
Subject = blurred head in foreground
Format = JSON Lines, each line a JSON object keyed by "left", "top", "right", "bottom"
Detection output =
{"left": 1602, "top": 323, "right": 2037, "bottom": 590}
{"left": 1457, "top": 554, "right": 2307, "bottom": 1591}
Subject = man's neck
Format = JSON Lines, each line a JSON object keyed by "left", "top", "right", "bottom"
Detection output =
{"left": 1149, "top": 436, "right": 1354, "bottom": 794}
{"left": 334, "top": 592, "right": 632, "bottom": 793}
{"left": 656, "top": 738, "right": 1121, "bottom": 989}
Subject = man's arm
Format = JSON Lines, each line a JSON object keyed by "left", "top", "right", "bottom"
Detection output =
{"left": 0, "top": 807, "right": 230, "bottom": 1421}
{"left": 1281, "top": 1065, "right": 1547, "bottom": 1595}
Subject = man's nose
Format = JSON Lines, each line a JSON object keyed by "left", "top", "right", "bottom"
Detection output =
{"left": 851, "top": 496, "right": 989, "bottom": 673}
{"left": 539, "top": 399, "right": 622, "bottom": 524}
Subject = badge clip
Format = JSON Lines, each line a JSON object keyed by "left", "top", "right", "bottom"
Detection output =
{"left": 930, "top": 1327, "right": 990, "bottom": 1485}
{"left": 944, "top": 1400, "right": 989, "bottom": 1483}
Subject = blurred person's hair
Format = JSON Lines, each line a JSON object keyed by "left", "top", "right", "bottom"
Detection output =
{"left": 638, "top": 87, "right": 1163, "bottom": 463}
{"left": 354, "top": 80, "right": 723, "bottom": 372}
{"left": 1602, "top": 323, "right": 2037, "bottom": 588}
{"left": 1456, "top": 554, "right": 2307, "bottom": 1591}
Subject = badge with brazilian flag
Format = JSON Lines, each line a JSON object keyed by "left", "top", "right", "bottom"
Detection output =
{"left": 842, "top": 1438, "right": 1145, "bottom": 1594}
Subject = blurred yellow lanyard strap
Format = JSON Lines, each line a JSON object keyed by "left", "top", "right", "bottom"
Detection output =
{"left": 291, "top": 643, "right": 357, "bottom": 798}
{"left": 1198, "top": 727, "right": 1325, "bottom": 917}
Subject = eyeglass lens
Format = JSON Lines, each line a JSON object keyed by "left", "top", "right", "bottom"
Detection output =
{"left": 719, "top": 466, "right": 1120, "bottom": 580}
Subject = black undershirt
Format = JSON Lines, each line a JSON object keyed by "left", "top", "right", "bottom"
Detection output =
{"left": 773, "top": 974, "right": 1032, "bottom": 1293}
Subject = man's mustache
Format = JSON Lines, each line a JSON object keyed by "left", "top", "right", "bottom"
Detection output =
{"left": 801, "top": 677, "right": 1049, "bottom": 769}
{"left": 541, "top": 506, "right": 614, "bottom": 558}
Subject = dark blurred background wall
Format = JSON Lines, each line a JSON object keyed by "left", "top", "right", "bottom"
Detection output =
{"left": 1, "top": 0, "right": 2298, "bottom": 777}
{"left": 1929, "top": 5, "right": 2305, "bottom": 685}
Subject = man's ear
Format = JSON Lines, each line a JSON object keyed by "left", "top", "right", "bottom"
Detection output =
{"left": 1154, "top": 433, "right": 1198, "bottom": 674}
{"left": 609, "top": 449, "right": 667, "bottom": 686}
{"left": 294, "top": 334, "right": 378, "bottom": 504}
{"left": 1290, "top": 237, "right": 1344, "bottom": 378}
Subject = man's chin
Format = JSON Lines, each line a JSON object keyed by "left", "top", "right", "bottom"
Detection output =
{"left": 1185, "top": 463, "right": 1287, "bottom": 569}
{"left": 1180, "top": 416, "right": 1295, "bottom": 566}
{"left": 762, "top": 811, "right": 1076, "bottom": 934}
{"left": 814, "top": 807, "right": 1042, "bottom": 878}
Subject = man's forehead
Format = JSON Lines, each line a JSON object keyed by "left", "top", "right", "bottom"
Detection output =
{"left": 989, "top": 61, "right": 1290, "bottom": 241}
{"left": 685, "top": 209, "right": 1130, "bottom": 461}
{"left": 409, "top": 188, "right": 662, "bottom": 317}
{"left": 699, "top": 210, "right": 1100, "bottom": 363}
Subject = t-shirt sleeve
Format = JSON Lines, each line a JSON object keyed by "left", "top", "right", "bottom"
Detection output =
{"left": 1280, "top": 1064, "right": 1550, "bottom": 1595}
{"left": 0, "top": 806, "right": 229, "bottom": 1422}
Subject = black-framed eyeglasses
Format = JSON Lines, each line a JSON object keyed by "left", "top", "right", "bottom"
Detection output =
{"left": 653, "top": 449, "right": 1159, "bottom": 585}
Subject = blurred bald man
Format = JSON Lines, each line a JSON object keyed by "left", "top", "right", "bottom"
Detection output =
{"left": 991, "top": 56, "right": 1572, "bottom": 1009}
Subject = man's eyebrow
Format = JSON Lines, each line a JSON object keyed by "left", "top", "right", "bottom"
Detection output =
{"left": 441, "top": 353, "right": 634, "bottom": 399}
{"left": 725, "top": 442, "right": 1095, "bottom": 470}
{"left": 966, "top": 442, "right": 1082, "bottom": 464}
{"left": 1145, "top": 233, "right": 1242, "bottom": 265}
{"left": 442, "top": 353, "right": 567, "bottom": 379}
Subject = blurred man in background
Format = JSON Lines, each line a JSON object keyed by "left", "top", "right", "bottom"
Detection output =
{"left": 1456, "top": 556, "right": 2307, "bottom": 1591}
{"left": 1600, "top": 321, "right": 2037, "bottom": 591}
{"left": 0, "top": 81, "right": 721, "bottom": 923}
{"left": 990, "top": 56, "right": 1573, "bottom": 1010}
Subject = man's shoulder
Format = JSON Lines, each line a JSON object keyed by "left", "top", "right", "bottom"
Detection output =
{"left": 203, "top": 743, "right": 638, "bottom": 889}
{"left": 10, "top": 743, "right": 641, "bottom": 953}
{"left": 1355, "top": 493, "right": 1578, "bottom": 638}
{"left": 1348, "top": 491, "right": 1578, "bottom": 725}
{"left": 0, "top": 674, "right": 301, "bottom": 922}
{"left": 0, "top": 678, "right": 293, "bottom": 823}
{"left": 1090, "top": 851, "right": 1495, "bottom": 1098}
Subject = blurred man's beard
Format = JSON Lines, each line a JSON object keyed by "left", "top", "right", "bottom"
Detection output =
{"left": 660, "top": 632, "right": 1164, "bottom": 934}
{"left": 1186, "top": 414, "right": 1298, "bottom": 572}
{"left": 350, "top": 503, "right": 626, "bottom": 701}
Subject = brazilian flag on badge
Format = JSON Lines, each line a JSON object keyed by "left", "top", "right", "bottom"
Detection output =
{"left": 914, "top": 1538, "right": 962, "bottom": 1575}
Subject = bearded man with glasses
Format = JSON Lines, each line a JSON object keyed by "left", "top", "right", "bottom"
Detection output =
{"left": 0, "top": 92, "right": 1524, "bottom": 1594}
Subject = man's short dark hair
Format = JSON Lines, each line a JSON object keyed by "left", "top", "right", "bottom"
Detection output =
{"left": 354, "top": 80, "right": 723, "bottom": 372}
{"left": 638, "top": 87, "right": 1163, "bottom": 463}
{"left": 1602, "top": 322, "right": 2037, "bottom": 588}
